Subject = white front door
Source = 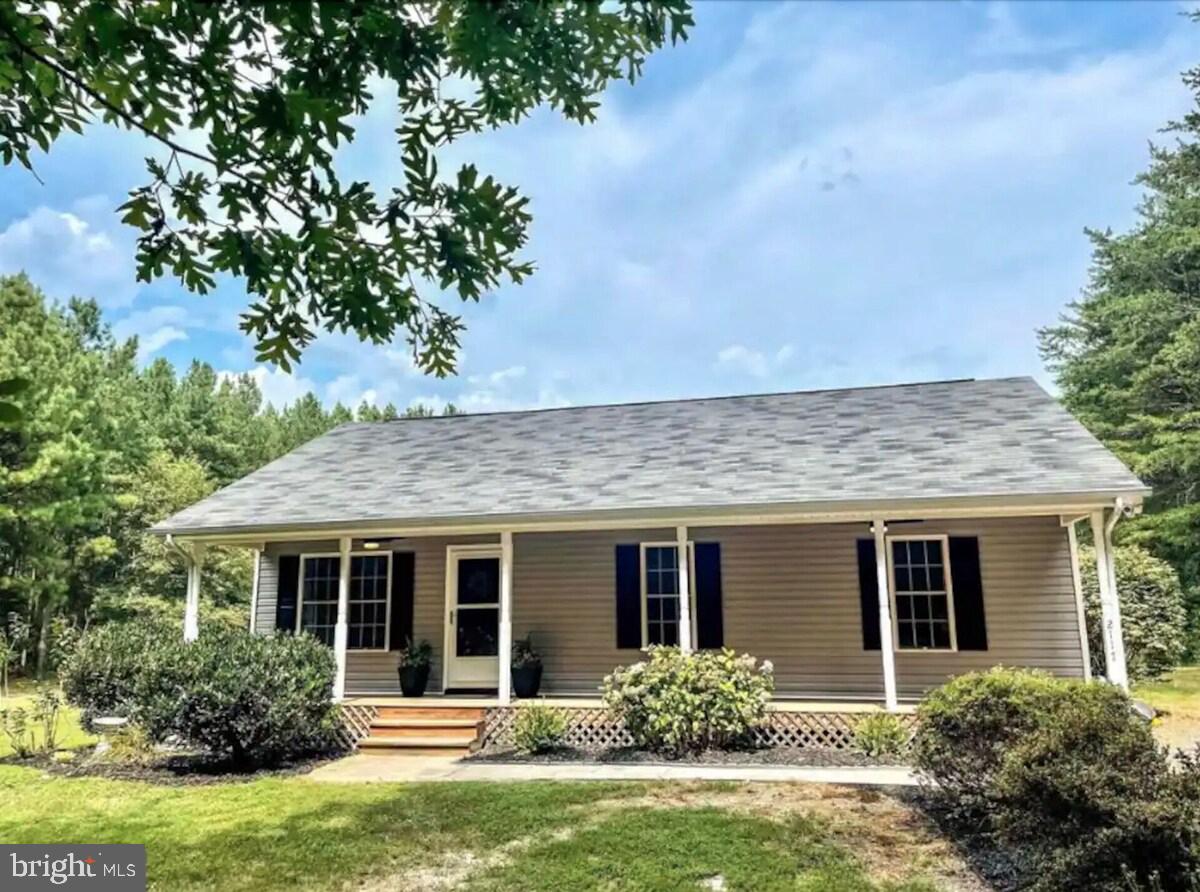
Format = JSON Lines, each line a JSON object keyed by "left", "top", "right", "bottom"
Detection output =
{"left": 444, "top": 547, "right": 501, "bottom": 689}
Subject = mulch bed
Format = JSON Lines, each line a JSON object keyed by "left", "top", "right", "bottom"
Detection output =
{"left": 894, "top": 787, "right": 1030, "bottom": 892}
{"left": 3, "top": 747, "right": 342, "bottom": 786}
{"left": 467, "top": 744, "right": 905, "bottom": 768}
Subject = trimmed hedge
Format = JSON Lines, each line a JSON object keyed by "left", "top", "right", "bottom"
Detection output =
{"left": 132, "top": 628, "right": 339, "bottom": 767}
{"left": 915, "top": 668, "right": 1200, "bottom": 891}
{"left": 60, "top": 622, "right": 170, "bottom": 724}
{"left": 63, "top": 624, "right": 339, "bottom": 767}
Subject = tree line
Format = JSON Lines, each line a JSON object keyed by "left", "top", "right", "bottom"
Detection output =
{"left": 1041, "top": 16, "right": 1200, "bottom": 657}
{"left": 0, "top": 273, "right": 454, "bottom": 676}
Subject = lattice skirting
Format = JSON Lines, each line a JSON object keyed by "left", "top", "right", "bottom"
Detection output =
{"left": 335, "top": 703, "right": 379, "bottom": 750}
{"left": 482, "top": 706, "right": 917, "bottom": 751}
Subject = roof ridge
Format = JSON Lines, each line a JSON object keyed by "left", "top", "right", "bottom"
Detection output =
{"left": 364, "top": 376, "right": 1011, "bottom": 425}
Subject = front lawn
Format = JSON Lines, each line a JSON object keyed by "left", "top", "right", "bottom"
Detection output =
{"left": 1135, "top": 664, "right": 1200, "bottom": 750}
{"left": 0, "top": 766, "right": 968, "bottom": 891}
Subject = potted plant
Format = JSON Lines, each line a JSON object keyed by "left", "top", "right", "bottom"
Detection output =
{"left": 511, "top": 637, "right": 543, "bottom": 698}
{"left": 397, "top": 638, "right": 433, "bottom": 697}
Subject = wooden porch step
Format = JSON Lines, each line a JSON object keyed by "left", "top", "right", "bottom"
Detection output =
{"left": 371, "top": 717, "right": 482, "bottom": 730}
{"left": 375, "top": 706, "right": 487, "bottom": 721}
{"left": 358, "top": 740, "right": 473, "bottom": 757}
{"left": 368, "top": 725, "right": 480, "bottom": 742}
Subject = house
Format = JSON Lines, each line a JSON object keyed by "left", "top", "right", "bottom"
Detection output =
{"left": 154, "top": 377, "right": 1145, "bottom": 738}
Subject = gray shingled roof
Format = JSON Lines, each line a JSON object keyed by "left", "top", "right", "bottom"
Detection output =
{"left": 154, "top": 377, "right": 1147, "bottom": 536}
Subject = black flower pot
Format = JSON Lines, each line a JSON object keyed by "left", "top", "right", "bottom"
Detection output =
{"left": 512, "top": 664, "right": 543, "bottom": 699}
{"left": 398, "top": 664, "right": 430, "bottom": 697}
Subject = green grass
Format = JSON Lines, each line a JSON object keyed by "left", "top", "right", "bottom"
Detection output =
{"left": 0, "top": 766, "right": 948, "bottom": 891}
{"left": 466, "top": 806, "right": 934, "bottom": 892}
{"left": 1134, "top": 665, "right": 1200, "bottom": 749}
{"left": 0, "top": 678, "right": 96, "bottom": 758}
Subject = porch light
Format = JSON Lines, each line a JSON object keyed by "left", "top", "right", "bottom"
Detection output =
{"left": 362, "top": 541, "right": 381, "bottom": 550}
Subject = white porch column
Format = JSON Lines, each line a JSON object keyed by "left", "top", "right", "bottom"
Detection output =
{"left": 1064, "top": 519, "right": 1092, "bottom": 681}
{"left": 1090, "top": 509, "right": 1129, "bottom": 691}
{"left": 247, "top": 548, "right": 261, "bottom": 635}
{"left": 871, "top": 519, "right": 899, "bottom": 711}
{"left": 183, "top": 543, "right": 205, "bottom": 642}
{"left": 498, "top": 531, "right": 514, "bottom": 704}
{"left": 676, "top": 525, "right": 693, "bottom": 653}
{"left": 333, "top": 536, "right": 351, "bottom": 701}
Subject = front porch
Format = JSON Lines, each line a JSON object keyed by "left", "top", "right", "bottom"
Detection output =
{"left": 175, "top": 504, "right": 1133, "bottom": 713}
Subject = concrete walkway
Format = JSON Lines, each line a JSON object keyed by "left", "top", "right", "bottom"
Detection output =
{"left": 307, "top": 754, "right": 919, "bottom": 786}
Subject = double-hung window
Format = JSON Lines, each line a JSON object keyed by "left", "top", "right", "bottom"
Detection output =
{"left": 888, "top": 537, "right": 955, "bottom": 651}
{"left": 298, "top": 552, "right": 392, "bottom": 650}
{"left": 640, "top": 543, "right": 695, "bottom": 647}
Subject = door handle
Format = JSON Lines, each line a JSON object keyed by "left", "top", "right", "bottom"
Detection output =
{"left": 449, "top": 609, "right": 455, "bottom": 624}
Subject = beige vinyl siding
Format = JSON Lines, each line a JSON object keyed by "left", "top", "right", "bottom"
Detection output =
{"left": 690, "top": 523, "right": 884, "bottom": 699}
{"left": 253, "top": 515, "right": 1085, "bottom": 700}
{"left": 512, "top": 528, "right": 674, "bottom": 695}
{"left": 515, "top": 516, "right": 1083, "bottom": 699}
{"left": 888, "top": 517, "right": 1085, "bottom": 697}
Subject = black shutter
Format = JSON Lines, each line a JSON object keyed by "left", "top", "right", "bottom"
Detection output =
{"left": 615, "top": 544, "right": 641, "bottom": 649}
{"left": 275, "top": 554, "right": 300, "bottom": 633}
{"left": 694, "top": 542, "right": 724, "bottom": 649}
{"left": 949, "top": 536, "right": 988, "bottom": 651}
{"left": 390, "top": 552, "right": 415, "bottom": 651}
{"left": 856, "top": 539, "right": 881, "bottom": 651}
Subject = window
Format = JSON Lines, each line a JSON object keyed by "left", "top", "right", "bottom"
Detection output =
{"left": 348, "top": 554, "right": 390, "bottom": 650}
{"left": 298, "top": 556, "right": 339, "bottom": 646}
{"left": 888, "top": 537, "right": 955, "bottom": 651}
{"left": 298, "top": 553, "right": 392, "bottom": 650}
{"left": 640, "top": 543, "right": 696, "bottom": 647}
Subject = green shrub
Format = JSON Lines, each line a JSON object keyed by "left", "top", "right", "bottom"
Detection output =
{"left": 132, "top": 628, "right": 338, "bottom": 767}
{"left": 60, "top": 622, "right": 169, "bottom": 723}
{"left": 602, "top": 646, "right": 774, "bottom": 756}
{"left": 1080, "top": 544, "right": 1187, "bottom": 682}
{"left": 992, "top": 693, "right": 1199, "bottom": 890}
{"left": 511, "top": 703, "right": 568, "bottom": 754}
{"left": 853, "top": 713, "right": 909, "bottom": 759}
{"left": 913, "top": 667, "right": 1066, "bottom": 816}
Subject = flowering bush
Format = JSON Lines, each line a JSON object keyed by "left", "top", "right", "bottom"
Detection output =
{"left": 602, "top": 646, "right": 773, "bottom": 755}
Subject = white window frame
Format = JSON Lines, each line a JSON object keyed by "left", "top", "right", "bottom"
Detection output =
{"left": 296, "top": 551, "right": 393, "bottom": 652}
{"left": 886, "top": 534, "right": 958, "bottom": 653}
{"left": 639, "top": 541, "right": 697, "bottom": 649}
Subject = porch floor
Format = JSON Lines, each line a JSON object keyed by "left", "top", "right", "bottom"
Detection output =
{"left": 343, "top": 694, "right": 917, "bottom": 714}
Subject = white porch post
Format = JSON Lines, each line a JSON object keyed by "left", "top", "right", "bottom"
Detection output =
{"left": 871, "top": 519, "right": 899, "bottom": 711}
{"left": 676, "top": 525, "right": 693, "bottom": 653}
{"left": 183, "top": 543, "right": 205, "bottom": 642}
{"left": 1064, "top": 519, "right": 1092, "bottom": 681}
{"left": 498, "top": 531, "right": 514, "bottom": 704}
{"left": 333, "top": 536, "right": 351, "bottom": 701}
{"left": 1090, "top": 509, "right": 1129, "bottom": 691}
{"left": 247, "top": 547, "right": 261, "bottom": 635}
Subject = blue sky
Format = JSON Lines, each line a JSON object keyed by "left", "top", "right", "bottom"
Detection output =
{"left": 0, "top": 1, "right": 1195, "bottom": 412}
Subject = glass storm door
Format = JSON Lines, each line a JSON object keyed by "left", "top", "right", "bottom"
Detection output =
{"left": 446, "top": 552, "right": 500, "bottom": 688}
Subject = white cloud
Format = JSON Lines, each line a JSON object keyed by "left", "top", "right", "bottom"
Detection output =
{"left": 137, "top": 325, "right": 187, "bottom": 360}
{"left": 716, "top": 344, "right": 795, "bottom": 379}
{"left": 0, "top": 200, "right": 138, "bottom": 306}
{"left": 468, "top": 365, "right": 527, "bottom": 387}
{"left": 112, "top": 305, "right": 192, "bottom": 363}
{"left": 219, "top": 366, "right": 319, "bottom": 410}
